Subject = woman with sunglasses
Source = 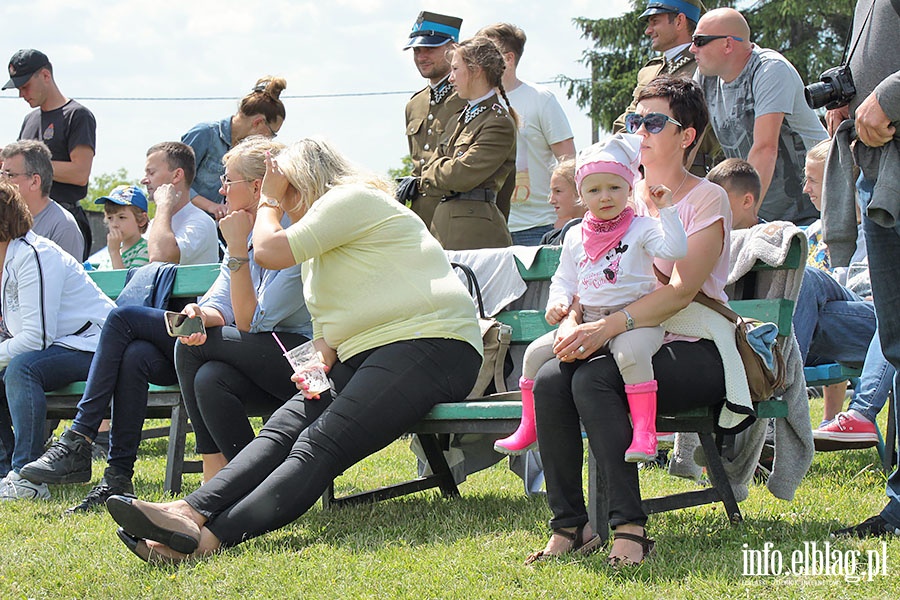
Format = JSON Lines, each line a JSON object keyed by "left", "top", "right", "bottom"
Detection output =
{"left": 181, "top": 77, "right": 286, "bottom": 221}
{"left": 173, "top": 136, "right": 311, "bottom": 481}
{"left": 528, "top": 75, "right": 733, "bottom": 567}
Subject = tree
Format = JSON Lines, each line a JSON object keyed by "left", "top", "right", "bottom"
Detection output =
{"left": 388, "top": 155, "right": 415, "bottom": 180}
{"left": 561, "top": 0, "right": 856, "bottom": 133}
{"left": 80, "top": 167, "right": 140, "bottom": 213}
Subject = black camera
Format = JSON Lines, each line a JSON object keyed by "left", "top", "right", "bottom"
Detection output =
{"left": 804, "top": 65, "right": 856, "bottom": 110}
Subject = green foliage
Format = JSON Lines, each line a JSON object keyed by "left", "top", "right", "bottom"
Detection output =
{"left": 388, "top": 155, "right": 415, "bottom": 180}
{"left": 565, "top": 0, "right": 856, "bottom": 132}
{"left": 79, "top": 167, "right": 139, "bottom": 213}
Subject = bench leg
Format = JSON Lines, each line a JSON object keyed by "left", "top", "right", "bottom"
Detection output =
{"left": 698, "top": 432, "right": 742, "bottom": 523}
{"left": 416, "top": 434, "right": 460, "bottom": 499}
{"left": 164, "top": 401, "right": 189, "bottom": 495}
{"left": 587, "top": 445, "right": 610, "bottom": 543}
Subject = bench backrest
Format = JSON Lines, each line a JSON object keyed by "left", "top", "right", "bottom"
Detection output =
{"left": 88, "top": 263, "right": 221, "bottom": 301}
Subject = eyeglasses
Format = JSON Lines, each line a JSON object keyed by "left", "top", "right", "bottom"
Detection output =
{"left": 691, "top": 34, "right": 743, "bottom": 47}
{"left": 624, "top": 112, "right": 683, "bottom": 135}
{"left": 263, "top": 121, "right": 278, "bottom": 138}
{"left": 0, "top": 170, "right": 33, "bottom": 179}
{"left": 220, "top": 175, "right": 249, "bottom": 190}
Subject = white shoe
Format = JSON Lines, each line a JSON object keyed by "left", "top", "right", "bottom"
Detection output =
{"left": 0, "top": 470, "right": 50, "bottom": 500}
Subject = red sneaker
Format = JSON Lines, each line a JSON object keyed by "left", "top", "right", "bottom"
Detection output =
{"left": 813, "top": 411, "right": 878, "bottom": 450}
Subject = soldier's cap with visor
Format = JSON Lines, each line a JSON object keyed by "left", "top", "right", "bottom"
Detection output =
{"left": 403, "top": 11, "right": 463, "bottom": 50}
{"left": 640, "top": 0, "right": 704, "bottom": 25}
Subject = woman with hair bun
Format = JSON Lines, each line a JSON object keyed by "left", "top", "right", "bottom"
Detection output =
{"left": 416, "top": 36, "right": 517, "bottom": 250}
{"left": 181, "top": 77, "right": 287, "bottom": 220}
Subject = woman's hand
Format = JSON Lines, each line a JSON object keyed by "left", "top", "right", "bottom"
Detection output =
{"left": 178, "top": 303, "right": 209, "bottom": 346}
{"left": 552, "top": 318, "right": 617, "bottom": 363}
{"left": 545, "top": 302, "right": 569, "bottom": 326}
{"left": 219, "top": 209, "right": 254, "bottom": 249}
{"left": 260, "top": 152, "right": 290, "bottom": 204}
{"left": 290, "top": 364, "right": 331, "bottom": 400}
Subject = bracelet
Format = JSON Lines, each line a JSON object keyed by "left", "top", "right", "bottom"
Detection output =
{"left": 620, "top": 309, "right": 635, "bottom": 331}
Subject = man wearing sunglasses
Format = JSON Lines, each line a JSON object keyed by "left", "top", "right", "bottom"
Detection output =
{"left": 613, "top": 1, "right": 720, "bottom": 176}
{"left": 692, "top": 8, "right": 827, "bottom": 225}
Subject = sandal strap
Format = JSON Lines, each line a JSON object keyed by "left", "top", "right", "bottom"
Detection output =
{"left": 612, "top": 531, "right": 655, "bottom": 552}
{"left": 551, "top": 524, "right": 585, "bottom": 545}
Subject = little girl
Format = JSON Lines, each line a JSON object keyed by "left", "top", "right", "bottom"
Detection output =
{"left": 95, "top": 185, "right": 150, "bottom": 270}
{"left": 494, "top": 133, "right": 688, "bottom": 462}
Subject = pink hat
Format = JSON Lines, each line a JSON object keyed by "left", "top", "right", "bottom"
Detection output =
{"left": 574, "top": 133, "right": 642, "bottom": 193}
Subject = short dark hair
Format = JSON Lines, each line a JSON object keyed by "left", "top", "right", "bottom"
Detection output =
{"left": 476, "top": 23, "right": 526, "bottom": 65}
{"left": 146, "top": 141, "right": 196, "bottom": 187}
{"left": 1, "top": 140, "right": 53, "bottom": 196}
{"left": 0, "top": 180, "right": 33, "bottom": 241}
{"left": 707, "top": 158, "right": 762, "bottom": 204}
{"left": 637, "top": 75, "right": 709, "bottom": 152}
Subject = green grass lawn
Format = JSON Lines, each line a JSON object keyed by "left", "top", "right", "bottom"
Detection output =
{"left": 1, "top": 400, "right": 898, "bottom": 599}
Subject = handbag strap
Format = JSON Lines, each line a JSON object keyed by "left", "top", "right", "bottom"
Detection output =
{"left": 450, "top": 262, "right": 487, "bottom": 319}
{"left": 653, "top": 265, "right": 740, "bottom": 322}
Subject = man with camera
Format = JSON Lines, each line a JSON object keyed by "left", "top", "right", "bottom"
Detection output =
{"left": 828, "top": 0, "right": 900, "bottom": 539}
{"left": 691, "top": 8, "right": 827, "bottom": 225}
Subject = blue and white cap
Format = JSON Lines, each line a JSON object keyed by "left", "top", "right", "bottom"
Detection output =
{"left": 95, "top": 184, "right": 149, "bottom": 212}
{"left": 404, "top": 11, "right": 462, "bottom": 50}
{"left": 640, "top": 0, "right": 703, "bottom": 24}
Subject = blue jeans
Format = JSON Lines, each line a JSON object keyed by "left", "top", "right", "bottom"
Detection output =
{"left": 0, "top": 345, "right": 94, "bottom": 473}
{"left": 511, "top": 225, "right": 553, "bottom": 247}
{"left": 70, "top": 305, "right": 178, "bottom": 477}
{"left": 862, "top": 182, "right": 900, "bottom": 529}
{"left": 793, "top": 266, "right": 876, "bottom": 367}
{"left": 849, "top": 327, "right": 896, "bottom": 423}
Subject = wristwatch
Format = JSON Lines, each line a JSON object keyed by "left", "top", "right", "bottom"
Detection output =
{"left": 225, "top": 256, "right": 250, "bottom": 272}
{"left": 620, "top": 309, "right": 635, "bottom": 331}
{"left": 259, "top": 196, "right": 281, "bottom": 209}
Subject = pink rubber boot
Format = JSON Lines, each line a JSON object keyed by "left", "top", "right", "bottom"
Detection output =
{"left": 494, "top": 377, "right": 537, "bottom": 455}
{"left": 624, "top": 380, "right": 659, "bottom": 463}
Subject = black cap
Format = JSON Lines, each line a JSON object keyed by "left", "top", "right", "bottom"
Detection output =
{"left": 404, "top": 11, "right": 463, "bottom": 50}
{"left": 3, "top": 49, "right": 50, "bottom": 90}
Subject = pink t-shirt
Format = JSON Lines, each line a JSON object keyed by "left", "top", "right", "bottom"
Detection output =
{"left": 634, "top": 178, "right": 731, "bottom": 303}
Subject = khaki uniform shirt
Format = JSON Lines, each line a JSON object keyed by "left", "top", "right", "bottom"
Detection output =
{"left": 420, "top": 96, "right": 516, "bottom": 250}
{"left": 405, "top": 80, "right": 466, "bottom": 227}
{"left": 613, "top": 47, "right": 722, "bottom": 175}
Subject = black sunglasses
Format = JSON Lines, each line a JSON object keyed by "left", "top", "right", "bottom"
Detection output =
{"left": 692, "top": 34, "right": 743, "bottom": 47}
{"left": 624, "top": 112, "right": 683, "bottom": 135}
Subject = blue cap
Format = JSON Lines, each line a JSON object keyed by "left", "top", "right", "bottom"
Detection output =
{"left": 640, "top": 0, "right": 703, "bottom": 24}
{"left": 95, "top": 184, "right": 149, "bottom": 212}
{"left": 404, "top": 11, "right": 462, "bottom": 50}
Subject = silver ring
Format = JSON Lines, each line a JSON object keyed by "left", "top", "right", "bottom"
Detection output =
{"left": 578, "top": 345, "right": 586, "bottom": 354}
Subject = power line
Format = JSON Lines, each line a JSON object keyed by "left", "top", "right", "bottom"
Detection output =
{"left": 0, "top": 81, "right": 570, "bottom": 102}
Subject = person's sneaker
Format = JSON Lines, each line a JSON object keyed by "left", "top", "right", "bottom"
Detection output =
{"left": 65, "top": 468, "right": 134, "bottom": 514}
{"left": 813, "top": 411, "right": 879, "bottom": 451}
{"left": 19, "top": 429, "right": 93, "bottom": 485}
{"left": 0, "top": 470, "right": 50, "bottom": 500}
{"left": 832, "top": 514, "right": 900, "bottom": 538}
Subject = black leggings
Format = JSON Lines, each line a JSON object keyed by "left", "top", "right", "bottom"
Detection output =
{"left": 174, "top": 326, "right": 308, "bottom": 458}
{"left": 183, "top": 338, "right": 480, "bottom": 547}
{"left": 533, "top": 339, "right": 725, "bottom": 530}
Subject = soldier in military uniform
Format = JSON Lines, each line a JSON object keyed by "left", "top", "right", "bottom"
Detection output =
{"left": 402, "top": 11, "right": 467, "bottom": 228}
{"left": 419, "top": 37, "right": 516, "bottom": 251}
{"left": 613, "top": 0, "right": 720, "bottom": 175}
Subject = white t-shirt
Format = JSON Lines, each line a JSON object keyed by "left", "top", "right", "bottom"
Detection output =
{"left": 548, "top": 206, "right": 687, "bottom": 311}
{"left": 505, "top": 80, "right": 574, "bottom": 232}
{"left": 147, "top": 202, "right": 218, "bottom": 265}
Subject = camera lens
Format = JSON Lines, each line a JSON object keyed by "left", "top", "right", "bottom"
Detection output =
{"left": 804, "top": 80, "right": 836, "bottom": 110}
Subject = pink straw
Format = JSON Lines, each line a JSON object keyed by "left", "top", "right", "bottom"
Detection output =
{"left": 271, "top": 332, "right": 288, "bottom": 354}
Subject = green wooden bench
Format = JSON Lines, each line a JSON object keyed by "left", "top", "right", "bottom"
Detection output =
{"left": 44, "top": 263, "right": 220, "bottom": 494}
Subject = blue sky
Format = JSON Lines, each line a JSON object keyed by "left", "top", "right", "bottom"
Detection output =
{"left": 0, "top": 0, "right": 630, "bottom": 181}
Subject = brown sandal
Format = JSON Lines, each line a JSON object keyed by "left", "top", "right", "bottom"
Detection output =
{"left": 607, "top": 530, "right": 655, "bottom": 568}
{"left": 524, "top": 524, "right": 604, "bottom": 565}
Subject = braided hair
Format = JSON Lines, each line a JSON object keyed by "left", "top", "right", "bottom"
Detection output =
{"left": 453, "top": 36, "right": 519, "bottom": 126}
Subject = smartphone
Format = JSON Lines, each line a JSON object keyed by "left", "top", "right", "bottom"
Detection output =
{"left": 164, "top": 311, "right": 206, "bottom": 338}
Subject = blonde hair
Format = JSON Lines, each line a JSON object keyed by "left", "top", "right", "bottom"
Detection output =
{"left": 275, "top": 138, "right": 392, "bottom": 215}
{"left": 223, "top": 135, "right": 285, "bottom": 182}
{"left": 806, "top": 138, "right": 831, "bottom": 164}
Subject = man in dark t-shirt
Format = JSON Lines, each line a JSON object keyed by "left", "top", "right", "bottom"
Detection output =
{"left": 3, "top": 49, "right": 96, "bottom": 260}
